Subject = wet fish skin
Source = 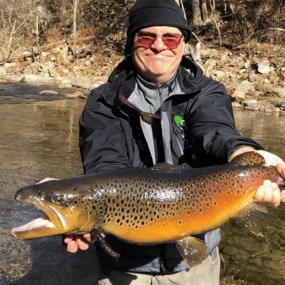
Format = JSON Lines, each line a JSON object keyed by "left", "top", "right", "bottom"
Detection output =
{"left": 11, "top": 152, "right": 284, "bottom": 266}
{"left": 12, "top": 177, "right": 107, "bottom": 239}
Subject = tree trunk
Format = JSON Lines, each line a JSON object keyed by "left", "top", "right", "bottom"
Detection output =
{"left": 73, "top": 0, "right": 78, "bottom": 60}
{"left": 192, "top": 0, "right": 203, "bottom": 26}
{"left": 201, "top": 0, "right": 208, "bottom": 22}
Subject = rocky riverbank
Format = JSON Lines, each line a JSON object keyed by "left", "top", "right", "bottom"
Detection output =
{"left": 1, "top": 41, "right": 285, "bottom": 112}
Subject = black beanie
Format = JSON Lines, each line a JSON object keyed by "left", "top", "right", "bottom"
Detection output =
{"left": 125, "top": 0, "right": 192, "bottom": 55}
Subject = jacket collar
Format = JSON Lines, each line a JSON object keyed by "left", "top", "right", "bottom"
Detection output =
{"left": 101, "top": 55, "right": 203, "bottom": 107}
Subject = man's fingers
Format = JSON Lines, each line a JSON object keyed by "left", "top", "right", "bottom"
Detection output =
{"left": 271, "top": 183, "right": 281, "bottom": 206}
{"left": 83, "top": 233, "right": 94, "bottom": 242}
{"left": 281, "top": 190, "right": 285, "bottom": 203}
{"left": 65, "top": 237, "right": 79, "bottom": 253}
{"left": 277, "top": 163, "right": 285, "bottom": 178}
{"left": 255, "top": 180, "right": 281, "bottom": 206}
{"left": 64, "top": 235, "right": 90, "bottom": 252}
{"left": 255, "top": 182, "right": 266, "bottom": 201}
{"left": 255, "top": 184, "right": 272, "bottom": 201}
{"left": 76, "top": 235, "right": 91, "bottom": 251}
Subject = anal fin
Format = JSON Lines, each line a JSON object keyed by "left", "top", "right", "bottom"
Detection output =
{"left": 231, "top": 200, "right": 278, "bottom": 236}
{"left": 175, "top": 236, "right": 207, "bottom": 267}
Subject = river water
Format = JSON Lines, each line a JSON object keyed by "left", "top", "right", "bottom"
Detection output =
{"left": 0, "top": 82, "right": 285, "bottom": 284}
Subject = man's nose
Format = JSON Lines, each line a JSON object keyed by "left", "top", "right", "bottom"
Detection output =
{"left": 151, "top": 36, "right": 167, "bottom": 51}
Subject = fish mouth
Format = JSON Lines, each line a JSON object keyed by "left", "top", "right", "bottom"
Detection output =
{"left": 11, "top": 199, "right": 68, "bottom": 240}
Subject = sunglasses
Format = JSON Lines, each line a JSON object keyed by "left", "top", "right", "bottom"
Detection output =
{"left": 135, "top": 32, "right": 184, "bottom": 49}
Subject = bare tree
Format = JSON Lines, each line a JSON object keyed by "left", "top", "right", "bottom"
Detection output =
{"left": 1, "top": 0, "right": 43, "bottom": 59}
{"left": 182, "top": 0, "right": 209, "bottom": 26}
{"left": 73, "top": 0, "right": 79, "bottom": 60}
{"left": 201, "top": 0, "right": 209, "bottom": 22}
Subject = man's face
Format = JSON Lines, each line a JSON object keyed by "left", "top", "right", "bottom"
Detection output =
{"left": 132, "top": 26, "right": 185, "bottom": 86}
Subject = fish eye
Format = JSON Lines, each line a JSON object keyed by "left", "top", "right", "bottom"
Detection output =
{"left": 50, "top": 195, "right": 64, "bottom": 204}
{"left": 56, "top": 196, "right": 63, "bottom": 203}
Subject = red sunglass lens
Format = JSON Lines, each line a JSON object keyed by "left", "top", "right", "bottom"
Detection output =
{"left": 163, "top": 35, "right": 181, "bottom": 48}
{"left": 136, "top": 34, "right": 182, "bottom": 49}
{"left": 137, "top": 36, "right": 154, "bottom": 47}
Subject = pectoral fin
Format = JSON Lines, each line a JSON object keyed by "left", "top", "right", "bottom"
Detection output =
{"left": 92, "top": 227, "right": 120, "bottom": 260}
{"left": 231, "top": 200, "right": 278, "bottom": 236}
{"left": 175, "top": 236, "right": 207, "bottom": 267}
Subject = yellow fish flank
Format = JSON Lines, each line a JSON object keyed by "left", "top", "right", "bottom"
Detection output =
{"left": 11, "top": 152, "right": 284, "bottom": 266}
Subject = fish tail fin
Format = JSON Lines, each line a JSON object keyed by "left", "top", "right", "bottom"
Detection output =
{"left": 230, "top": 151, "right": 266, "bottom": 166}
{"left": 231, "top": 200, "right": 278, "bottom": 236}
{"left": 175, "top": 236, "right": 207, "bottom": 267}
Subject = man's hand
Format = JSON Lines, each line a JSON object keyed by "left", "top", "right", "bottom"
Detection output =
{"left": 231, "top": 147, "right": 285, "bottom": 206}
{"left": 64, "top": 233, "right": 94, "bottom": 253}
{"left": 254, "top": 150, "right": 285, "bottom": 206}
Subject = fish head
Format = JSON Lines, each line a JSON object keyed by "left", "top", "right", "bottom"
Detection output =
{"left": 11, "top": 179, "right": 106, "bottom": 240}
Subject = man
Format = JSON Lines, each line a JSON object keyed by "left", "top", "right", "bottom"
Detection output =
{"left": 64, "top": 0, "right": 285, "bottom": 284}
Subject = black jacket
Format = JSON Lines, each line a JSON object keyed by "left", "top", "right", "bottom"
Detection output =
{"left": 79, "top": 56, "right": 263, "bottom": 273}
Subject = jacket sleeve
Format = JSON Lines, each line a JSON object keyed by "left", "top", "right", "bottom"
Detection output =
{"left": 79, "top": 86, "right": 131, "bottom": 174}
{"left": 185, "top": 74, "right": 263, "bottom": 166}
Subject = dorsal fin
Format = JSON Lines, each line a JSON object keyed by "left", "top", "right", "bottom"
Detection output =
{"left": 151, "top": 163, "right": 191, "bottom": 173}
{"left": 231, "top": 152, "right": 266, "bottom": 166}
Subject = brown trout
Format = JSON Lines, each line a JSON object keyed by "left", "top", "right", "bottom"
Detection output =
{"left": 11, "top": 152, "right": 284, "bottom": 266}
